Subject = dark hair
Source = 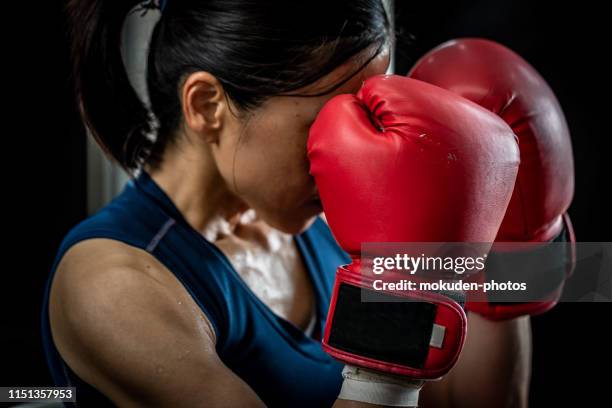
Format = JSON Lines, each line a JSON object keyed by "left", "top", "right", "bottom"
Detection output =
{"left": 67, "top": 0, "right": 391, "bottom": 173}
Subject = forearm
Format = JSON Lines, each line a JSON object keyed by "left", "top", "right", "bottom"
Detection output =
{"left": 333, "top": 400, "right": 380, "bottom": 408}
{"left": 422, "top": 312, "right": 532, "bottom": 408}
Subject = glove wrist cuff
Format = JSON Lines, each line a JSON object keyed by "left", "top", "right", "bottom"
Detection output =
{"left": 338, "top": 365, "right": 424, "bottom": 407}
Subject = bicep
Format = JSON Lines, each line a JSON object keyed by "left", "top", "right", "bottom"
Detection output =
{"left": 50, "top": 243, "right": 265, "bottom": 408}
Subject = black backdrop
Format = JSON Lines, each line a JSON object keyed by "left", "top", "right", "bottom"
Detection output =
{"left": 2, "top": 0, "right": 88, "bottom": 395}
{"left": 393, "top": 1, "right": 611, "bottom": 405}
{"left": 2, "top": 0, "right": 610, "bottom": 406}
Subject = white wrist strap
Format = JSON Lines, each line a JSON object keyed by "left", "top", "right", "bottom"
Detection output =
{"left": 338, "top": 365, "right": 424, "bottom": 407}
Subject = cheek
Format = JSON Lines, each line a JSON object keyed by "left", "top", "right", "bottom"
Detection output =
{"left": 232, "top": 113, "right": 314, "bottom": 208}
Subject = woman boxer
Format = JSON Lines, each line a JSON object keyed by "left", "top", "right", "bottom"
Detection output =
{"left": 42, "top": 0, "right": 530, "bottom": 406}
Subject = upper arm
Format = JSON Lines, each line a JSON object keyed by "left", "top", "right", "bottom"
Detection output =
{"left": 49, "top": 239, "right": 264, "bottom": 408}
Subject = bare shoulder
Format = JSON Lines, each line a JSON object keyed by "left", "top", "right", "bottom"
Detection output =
{"left": 53, "top": 238, "right": 179, "bottom": 293}
{"left": 51, "top": 238, "right": 214, "bottom": 345}
{"left": 49, "top": 238, "right": 263, "bottom": 407}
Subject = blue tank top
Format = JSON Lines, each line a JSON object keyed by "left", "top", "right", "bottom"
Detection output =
{"left": 41, "top": 171, "right": 349, "bottom": 407}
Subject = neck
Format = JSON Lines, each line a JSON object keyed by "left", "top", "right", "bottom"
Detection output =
{"left": 147, "top": 141, "right": 248, "bottom": 237}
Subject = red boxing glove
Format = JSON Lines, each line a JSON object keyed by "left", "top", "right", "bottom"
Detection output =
{"left": 409, "top": 38, "right": 576, "bottom": 320}
{"left": 308, "top": 75, "right": 520, "bottom": 378}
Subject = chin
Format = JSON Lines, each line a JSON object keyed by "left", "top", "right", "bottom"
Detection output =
{"left": 265, "top": 207, "right": 321, "bottom": 235}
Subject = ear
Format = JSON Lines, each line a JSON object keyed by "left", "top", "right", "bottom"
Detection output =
{"left": 181, "top": 72, "right": 227, "bottom": 143}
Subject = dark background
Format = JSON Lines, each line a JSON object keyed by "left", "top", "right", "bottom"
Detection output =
{"left": 2, "top": 0, "right": 610, "bottom": 406}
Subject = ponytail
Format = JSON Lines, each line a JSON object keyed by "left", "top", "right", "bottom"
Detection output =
{"left": 67, "top": 0, "right": 156, "bottom": 173}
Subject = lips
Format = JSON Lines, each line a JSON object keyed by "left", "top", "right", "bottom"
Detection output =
{"left": 312, "top": 184, "right": 320, "bottom": 199}
{"left": 304, "top": 183, "right": 322, "bottom": 209}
